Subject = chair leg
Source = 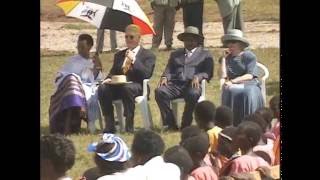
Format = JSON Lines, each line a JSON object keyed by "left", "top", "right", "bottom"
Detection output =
{"left": 98, "top": 103, "right": 104, "bottom": 130}
{"left": 147, "top": 103, "right": 153, "bottom": 128}
{"left": 139, "top": 100, "right": 153, "bottom": 129}
{"left": 172, "top": 102, "right": 179, "bottom": 127}
{"left": 115, "top": 102, "right": 125, "bottom": 132}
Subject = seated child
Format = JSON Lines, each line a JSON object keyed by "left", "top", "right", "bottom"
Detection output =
{"left": 182, "top": 132, "right": 219, "bottom": 180}
{"left": 40, "top": 134, "right": 75, "bottom": 180}
{"left": 97, "top": 130, "right": 181, "bottom": 180}
{"left": 220, "top": 121, "right": 270, "bottom": 176}
{"left": 194, "top": 101, "right": 222, "bottom": 154}
{"left": 244, "top": 114, "right": 275, "bottom": 165}
{"left": 217, "top": 127, "right": 239, "bottom": 170}
{"left": 163, "top": 145, "right": 194, "bottom": 180}
{"left": 215, "top": 105, "right": 234, "bottom": 129}
{"left": 180, "top": 126, "right": 213, "bottom": 168}
{"left": 81, "top": 133, "right": 131, "bottom": 180}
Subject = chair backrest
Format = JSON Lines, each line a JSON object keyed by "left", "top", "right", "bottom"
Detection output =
{"left": 256, "top": 62, "right": 269, "bottom": 81}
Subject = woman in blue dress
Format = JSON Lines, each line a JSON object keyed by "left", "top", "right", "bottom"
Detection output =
{"left": 220, "top": 29, "right": 264, "bottom": 126}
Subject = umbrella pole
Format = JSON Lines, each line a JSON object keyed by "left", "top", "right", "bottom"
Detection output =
{"left": 96, "top": 29, "right": 104, "bottom": 54}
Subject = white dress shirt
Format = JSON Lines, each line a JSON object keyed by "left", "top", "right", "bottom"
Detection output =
{"left": 122, "top": 45, "right": 141, "bottom": 67}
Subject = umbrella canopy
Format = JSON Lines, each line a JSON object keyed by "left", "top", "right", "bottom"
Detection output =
{"left": 56, "top": 0, "right": 155, "bottom": 35}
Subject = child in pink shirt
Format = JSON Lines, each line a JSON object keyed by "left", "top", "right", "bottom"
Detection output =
{"left": 220, "top": 121, "right": 270, "bottom": 176}
{"left": 182, "top": 133, "right": 219, "bottom": 180}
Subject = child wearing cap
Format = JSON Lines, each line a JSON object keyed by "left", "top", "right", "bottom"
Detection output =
{"left": 81, "top": 133, "right": 131, "bottom": 180}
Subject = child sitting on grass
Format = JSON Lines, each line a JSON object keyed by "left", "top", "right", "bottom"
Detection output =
{"left": 164, "top": 145, "right": 194, "bottom": 180}
{"left": 220, "top": 121, "right": 270, "bottom": 176}
{"left": 215, "top": 105, "right": 234, "bottom": 129}
{"left": 194, "top": 101, "right": 222, "bottom": 154}
{"left": 81, "top": 133, "right": 131, "bottom": 180}
{"left": 182, "top": 132, "right": 219, "bottom": 180}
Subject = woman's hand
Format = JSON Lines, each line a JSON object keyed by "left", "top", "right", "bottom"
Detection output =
{"left": 224, "top": 80, "right": 233, "bottom": 88}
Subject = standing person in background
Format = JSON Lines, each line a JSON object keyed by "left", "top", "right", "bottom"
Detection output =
{"left": 150, "top": 0, "right": 180, "bottom": 51}
{"left": 96, "top": 29, "right": 118, "bottom": 53}
{"left": 215, "top": 0, "right": 244, "bottom": 34}
{"left": 177, "top": 0, "right": 204, "bottom": 45}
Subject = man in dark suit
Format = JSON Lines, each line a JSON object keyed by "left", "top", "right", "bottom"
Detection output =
{"left": 178, "top": 0, "right": 204, "bottom": 45}
{"left": 98, "top": 24, "right": 156, "bottom": 133}
{"left": 155, "top": 26, "right": 214, "bottom": 131}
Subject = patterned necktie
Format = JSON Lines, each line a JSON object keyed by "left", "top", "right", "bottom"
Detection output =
{"left": 122, "top": 57, "right": 131, "bottom": 74}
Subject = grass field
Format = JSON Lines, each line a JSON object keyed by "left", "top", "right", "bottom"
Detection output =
{"left": 41, "top": 0, "right": 279, "bottom": 22}
{"left": 40, "top": 48, "right": 279, "bottom": 178}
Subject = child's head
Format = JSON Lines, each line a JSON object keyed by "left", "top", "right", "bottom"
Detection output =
{"left": 269, "top": 95, "right": 280, "bottom": 119}
{"left": 40, "top": 134, "right": 75, "bottom": 180}
{"left": 131, "top": 129, "right": 165, "bottom": 166}
{"left": 180, "top": 125, "right": 202, "bottom": 145}
{"left": 255, "top": 107, "right": 273, "bottom": 130}
{"left": 233, "top": 121, "right": 262, "bottom": 154}
{"left": 194, "top": 100, "right": 216, "bottom": 130}
{"left": 164, "top": 145, "right": 194, "bottom": 180}
{"left": 215, "top": 105, "right": 234, "bottom": 129}
{"left": 244, "top": 114, "right": 268, "bottom": 133}
{"left": 217, "top": 127, "right": 238, "bottom": 158}
{"left": 88, "top": 133, "right": 131, "bottom": 175}
{"left": 181, "top": 132, "right": 210, "bottom": 168}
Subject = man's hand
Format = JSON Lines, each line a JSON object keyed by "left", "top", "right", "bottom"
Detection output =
{"left": 102, "top": 78, "right": 112, "bottom": 84}
{"left": 158, "top": 77, "right": 168, "bottom": 87}
{"left": 93, "top": 54, "right": 102, "bottom": 70}
{"left": 126, "top": 50, "right": 135, "bottom": 63}
{"left": 192, "top": 76, "right": 200, "bottom": 89}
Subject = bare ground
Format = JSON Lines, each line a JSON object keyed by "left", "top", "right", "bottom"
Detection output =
{"left": 40, "top": 21, "right": 279, "bottom": 53}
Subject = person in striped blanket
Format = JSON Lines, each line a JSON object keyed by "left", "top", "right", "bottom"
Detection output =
{"left": 49, "top": 34, "right": 103, "bottom": 135}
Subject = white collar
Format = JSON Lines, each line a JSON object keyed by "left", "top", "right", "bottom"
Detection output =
{"left": 185, "top": 47, "right": 197, "bottom": 54}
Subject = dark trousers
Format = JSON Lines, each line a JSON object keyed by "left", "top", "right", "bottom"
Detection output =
{"left": 182, "top": 2, "right": 204, "bottom": 44}
{"left": 98, "top": 82, "right": 142, "bottom": 132}
{"left": 155, "top": 81, "right": 201, "bottom": 129}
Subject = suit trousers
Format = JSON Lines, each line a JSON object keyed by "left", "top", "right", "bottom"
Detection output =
{"left": 98, "top": 82, "right": 142, "bottom": 132}
{"left": 155, "top": 81, "right": 201, "bottom": 129}
{"left": 222, "top": 3, "right": 244, "bottom": 34}
{"left": 152, "top": 5, "right": 176, "bottom": 48}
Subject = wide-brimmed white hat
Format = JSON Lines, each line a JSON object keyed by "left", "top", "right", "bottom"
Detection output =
{"left": 177, "top": 26, "right": 204, "bottom": 42}
{"left": 221, "top": 29, "right": 249, "bottom": 47}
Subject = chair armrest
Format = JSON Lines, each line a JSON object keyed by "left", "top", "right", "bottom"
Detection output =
{"left": 201, "top": 79, "right": 206, "bottom": 98}
{"left": 143, "top": 79, "right": 150, "bottom": 97}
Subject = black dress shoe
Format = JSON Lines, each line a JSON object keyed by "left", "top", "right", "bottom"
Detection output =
{"left": 125, "top": 127, "right": 134, "bottom": 133}
{"left": 162, "top": 125, "right": 179, "bottom": 132}
{"left": 103, "top": 128, "right": 117, "bottom": 134}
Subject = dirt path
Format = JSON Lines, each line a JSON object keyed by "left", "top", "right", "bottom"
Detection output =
{"left": 41, "top": 21, "right": 279, "bottom": 53}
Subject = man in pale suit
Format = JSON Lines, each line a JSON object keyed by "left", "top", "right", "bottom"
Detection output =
{"left": 155, "top": 26, "right": 214, "bottom": 131}
{"left": 150, "top": 0, "right": 180, "bottom": 50}
{"left": 215, "top": 0, "right": 244, "bottom": 34}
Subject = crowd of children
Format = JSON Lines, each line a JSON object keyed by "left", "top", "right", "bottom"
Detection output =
{"left": 41, "top": 95, "right": 280, "bottom": 180}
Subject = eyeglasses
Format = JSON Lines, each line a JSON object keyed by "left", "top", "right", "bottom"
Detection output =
{"left": 125, "top": 35, "right": 135, "bottom": 40}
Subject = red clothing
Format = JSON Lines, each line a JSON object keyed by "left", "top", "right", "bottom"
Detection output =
{"left": 190, "top": 166, "right": 218, "bottom": 180}
{"left": 229, "top": 154, "right": 270, "bottom": 174}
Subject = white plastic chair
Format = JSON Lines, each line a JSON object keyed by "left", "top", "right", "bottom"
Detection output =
{"left": 98, "top": 79, "right": 153, "bottom": 132}
{"left": 219, "top": 62, "right": 269, "bottom": 105}
{"left": 170, "top": 79, "right": 207, "bottom": 127}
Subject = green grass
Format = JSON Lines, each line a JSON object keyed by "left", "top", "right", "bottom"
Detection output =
{"left": 62, "top": 23, "right": 96, "bottom": 30}
{"left": 40, "top": 48, "right": 279, "bottom": 178}
{"left": 41, "top": 0, "right": 279, "bottom": 22}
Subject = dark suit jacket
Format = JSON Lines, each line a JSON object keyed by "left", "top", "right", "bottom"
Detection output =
{"left": 162, "top": 47, "right": 214, "bottom": 83}
{"left": 106, "top": 47, "right": 156, "bottom": 85}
